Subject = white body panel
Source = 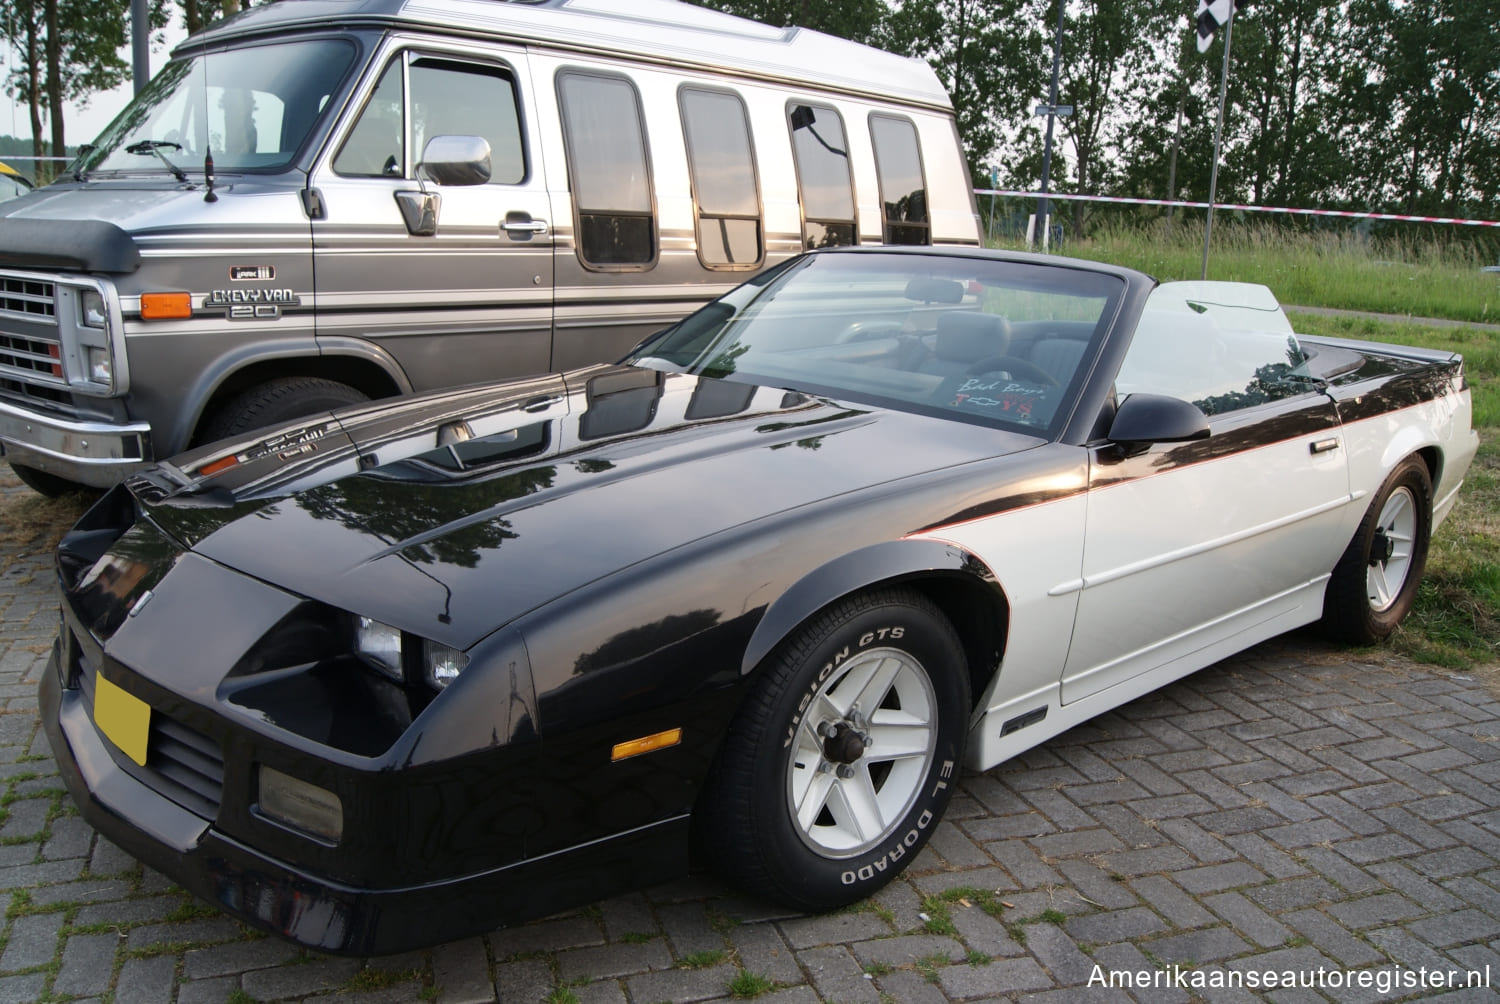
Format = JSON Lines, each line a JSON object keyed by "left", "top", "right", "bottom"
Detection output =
{"left": 1062, "top": 422, "right": 1349, "bottom": 704}
{"left": 935, "top": 289, "right": 1479, "bottom": 774}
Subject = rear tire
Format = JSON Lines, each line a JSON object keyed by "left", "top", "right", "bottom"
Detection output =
{"left": 701, "top": 589, "right": 969, "bottom": 912}
{"left": 1323, "top": 456, "right": 1431, "bottom": 644}
{"left": 9, "top": 463, "right": 83, "bottom": 498}
{"left": 197, "top": 377, "right": 368, "bottom": 445}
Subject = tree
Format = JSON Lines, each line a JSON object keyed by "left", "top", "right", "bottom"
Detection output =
{"left": 882, "top": 0, "right": 1043, "bottom": 184}
{"left": 1342, "top": 0, "right": 1500, "bottom": 219}
{"left": 1, "top": 0, "right": 46, "bottom": 167}
{"left": 1, "top": 0, "right": 171, "bottom": 178}
{"left": 1047, "top": 0, "right": 1181, "bottom": 230}
{"left": 181, "top": 0, "right": 249, "bottom": 34}
{"left": 684, "top": 0, "right": 888, "bottom": 44}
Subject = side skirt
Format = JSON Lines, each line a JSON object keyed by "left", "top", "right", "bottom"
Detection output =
{"left": 964, "top": 578, "right": 1328, "bottom": 773}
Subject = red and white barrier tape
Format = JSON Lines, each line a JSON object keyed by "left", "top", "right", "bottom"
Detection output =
{"left": 976, "top": 189, "right": 1500, "bottom": 229}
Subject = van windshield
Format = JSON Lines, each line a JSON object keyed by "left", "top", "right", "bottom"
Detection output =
{"left": 77, "top": 38, "right": 358, "bottom": 176}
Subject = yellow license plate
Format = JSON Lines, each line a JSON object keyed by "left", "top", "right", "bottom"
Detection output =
{"left": 93, "top": 673, "right": 150, "bottom": 767}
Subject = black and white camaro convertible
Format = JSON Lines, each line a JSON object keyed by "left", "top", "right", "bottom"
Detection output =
{"left": 43, "top": 248, "right": 1477, "bottom": 954}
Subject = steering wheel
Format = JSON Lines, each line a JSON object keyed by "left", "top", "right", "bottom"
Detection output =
{"left": 966, "top": 354, "right": 1060, "bottom": 387}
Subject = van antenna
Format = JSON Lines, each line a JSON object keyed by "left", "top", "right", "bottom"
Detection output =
{"left": 203, "top": 48, "right": 217, "bottom": 202}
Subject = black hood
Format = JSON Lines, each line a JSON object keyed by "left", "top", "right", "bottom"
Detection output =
{"left": 136, "top": 367, "right": 1041, "bottom": 649}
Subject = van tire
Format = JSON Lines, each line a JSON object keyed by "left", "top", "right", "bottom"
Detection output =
{"left": 198, "top": 378, "right": 369, "bottom": 445}
{"left": 9, "top": 463, "right": 84, "bottom": 498}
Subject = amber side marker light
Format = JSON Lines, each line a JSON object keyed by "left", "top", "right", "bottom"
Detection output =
{"left": 198, "top": 454, "right": 240, "bottom": 477}
{"left": 611, "top": 728, "right": 683, "bottom": 762}
{"left": 140, "top": 292, "right": 192, "bottom": 320}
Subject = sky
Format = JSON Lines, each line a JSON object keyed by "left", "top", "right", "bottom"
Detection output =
{"left": 3, "top": 19, "right": 189, "bottom": 149}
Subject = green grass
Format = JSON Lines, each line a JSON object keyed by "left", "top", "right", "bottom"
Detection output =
{"left": 1003, "top": 220, "right": 1500, "bottom": 324}
{"left": 727, "top": 969, "right": 776, "bottom": 998}
{"left": 1046, "top": 222, "right": 1500, "bottom": 670}
{"left": 1287, "top": 310, "right": 1500, "bottom": 668}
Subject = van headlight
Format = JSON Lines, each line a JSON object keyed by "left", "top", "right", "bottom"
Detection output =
{"left": 86, "top": 346, "right": 112, "bottom": 384}
{"left": 353, "top": 615, "right": 469, "bottom": 689}
{"left": 79, "top": 289, "right": 107, "bottom": 328}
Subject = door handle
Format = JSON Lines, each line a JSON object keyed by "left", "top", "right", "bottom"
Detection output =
{"left": 501, "top": 215, "right": 549, "bottom": 236}
{"left": 1310, "top": 437, "right": 1340, "bottom": 454}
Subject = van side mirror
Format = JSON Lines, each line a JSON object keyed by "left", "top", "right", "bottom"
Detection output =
{"left": 396, "top": 136, "right": 494, "bottom": 236}
{"left": 1107, "top": 393, "right": 1210, "bottom": 449}
{"left": 418, "top": 135, "right": 493, "bottom": 187}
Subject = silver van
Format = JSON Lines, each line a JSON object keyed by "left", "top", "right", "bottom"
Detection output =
{"left": 0, "top": 0, "right": 979, "bottom": 494}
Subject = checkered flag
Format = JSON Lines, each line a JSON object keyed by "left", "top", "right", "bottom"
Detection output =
{"left": 1194, "top": 0, "right": 1244, "bottom": 52}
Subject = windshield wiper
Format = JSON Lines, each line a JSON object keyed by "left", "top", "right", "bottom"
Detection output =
{"left": 70, "top": 143, "right": 95, "bottom": 182}
{"left": 124, "top": 140, "right": 188, "bottom": 182}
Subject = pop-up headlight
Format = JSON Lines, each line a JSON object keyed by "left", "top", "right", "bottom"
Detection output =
{"left": 354, "top": 615, "right": 470, "bottom": 689}
{"left": 354, "top": 616, "right": 403, "bottom": 680}
{"left": 424, "top": 641, "right": 468, "bottom": 689}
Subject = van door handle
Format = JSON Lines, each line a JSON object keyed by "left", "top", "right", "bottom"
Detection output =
{"left": 501, "top": 213, "right": 548, "bottom": 237}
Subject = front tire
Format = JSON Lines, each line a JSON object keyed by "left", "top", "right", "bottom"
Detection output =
{"left": 9, "top": 463, "right": 83, "bottom": 498}
{"left": 703, "top": 589, "right": 969, "bottom": 911}
{"left": 196, "top": 377, "right": 369, "bottom": 445}
{"left": 1323, "top": 456, "right": 1431, "bottom": 644}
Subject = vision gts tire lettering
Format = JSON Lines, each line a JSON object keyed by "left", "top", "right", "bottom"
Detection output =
{"left": 704, "top": 588, "right": 969, "bottom": 911}
{"left": 198, "top": 377, "right": 369, "bottom": 444}
{"left": 1323, "top": 455, "right": 1431, "bottom": 644}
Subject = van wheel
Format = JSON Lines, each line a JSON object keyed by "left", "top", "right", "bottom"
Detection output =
{"left": 1323, "top": 456, "right": 1431, "bottom": 644}
{"left": 701, "top": 589, "right": 969, "bottom": 912}
{"left": 9, "top": 463, "right": 84, "bottom": 498}
{"left": 198, "top": 378, "right": 369, "bottom": 445}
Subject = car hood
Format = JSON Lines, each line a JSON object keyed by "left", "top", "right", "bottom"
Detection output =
{"left": 134, "top": 367, "right": 1041, "bottom": 650}
{"left": 0, "top": 178, "right": 304, "bottom": 235}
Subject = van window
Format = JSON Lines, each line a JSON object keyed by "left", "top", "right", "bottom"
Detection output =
{"left": 679, "top": 87, "right": 762, "bottom": 269}
{"left": 82, "top": 38, "right": 356, "bottom": 175}
{"left": 870, "top": 114, "right": 929, "bottom": 245}
{"left": 334, "top": 55, "right": 526, "bottom": 183}
{"left": 334, "top": 61, "right": 403, "bottom": 177}
{"left": 558, "top": 71, "right": 656, "bottom": 268}
{"left": 788, "top": 103, "right": 855, "bottom": 250}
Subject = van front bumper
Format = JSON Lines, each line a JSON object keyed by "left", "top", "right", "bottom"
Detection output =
{"left": 0, "top": 399, "right": 151, "bottom": 485}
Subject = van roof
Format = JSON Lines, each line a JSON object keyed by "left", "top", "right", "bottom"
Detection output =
{"left": 184, "top": 0, "right": 953, "bottom": 110}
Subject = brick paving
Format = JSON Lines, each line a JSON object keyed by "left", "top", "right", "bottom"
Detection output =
{"left": 4, "top": 467, "right": 1500, "bottom": 1001}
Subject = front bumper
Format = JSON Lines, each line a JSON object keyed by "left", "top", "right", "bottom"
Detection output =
{"left": 0, "top": 398, "right": 151, "bottom": 486}
{"left": 39, "top": 652, "right": 686, "bottom": 955}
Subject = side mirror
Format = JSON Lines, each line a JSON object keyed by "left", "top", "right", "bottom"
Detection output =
{"left": 1108, "top": 393, "right": 1210, "bottom": 448}
{"left": 396, "top": 136, "right": 493, "bottom": 236}
{"left": 418, "top": 135, "right": 492, "bottom": 187}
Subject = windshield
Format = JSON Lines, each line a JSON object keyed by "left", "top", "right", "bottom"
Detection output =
{"left": 77, "top": 38, "right": 358, "bottom": 176}
{"left": 629, "top": 251, "right": 1124, "bottom": 436}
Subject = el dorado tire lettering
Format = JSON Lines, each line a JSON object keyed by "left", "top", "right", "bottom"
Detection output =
{"left": 707, "top": 590, "right": 970, "bottom": 913}
{"left": 842, "top": 807, "right": 936, "bottom": 885}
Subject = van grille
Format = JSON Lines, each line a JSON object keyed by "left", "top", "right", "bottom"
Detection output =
{"left": 0, "top": 332, "right": 62, "bottom": 377}
{"left": 0, "top": 273, "right": 64, "bottom": 395}
{"left": 0, "top": 277, "right": 55, "bottom": 318}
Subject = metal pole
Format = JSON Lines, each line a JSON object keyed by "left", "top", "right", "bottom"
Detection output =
{"left": 1200, "top": 6, "right": 1234, "bottom": 280}
{"left": 131, "top": 0, "right": 150, "bottom": 94}
{"left": 1036, "top": 0, "right": 1065, "bottom": 252}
